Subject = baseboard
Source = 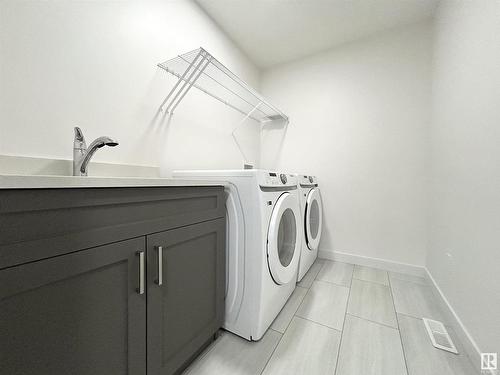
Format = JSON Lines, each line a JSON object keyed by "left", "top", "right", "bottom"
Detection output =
{"left": 425, "top": 267, "right": 485, "bottom": 371}
{"left": 319, "top": 250, "right": 426, "bottom": 277}
{"left": 319, "top": 249, "right": 485, "bottom": 371}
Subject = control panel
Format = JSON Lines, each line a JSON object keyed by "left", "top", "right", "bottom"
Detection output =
{"left": 298, "top": 175, "right": 318, "bottom": 187}
{"left": 258, "top": 172, "right": 298, "bottom": 188}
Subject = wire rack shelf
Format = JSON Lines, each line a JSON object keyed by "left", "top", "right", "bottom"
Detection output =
{"left": 157, "top": 47, "right": 289, "bottom": 124}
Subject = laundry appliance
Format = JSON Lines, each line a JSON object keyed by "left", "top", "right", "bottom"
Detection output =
{"left": 296, "top": 175, "right": 323, "bottom": 281}
{"left": 173, "top": 169, "right": 301, "bottom": 341}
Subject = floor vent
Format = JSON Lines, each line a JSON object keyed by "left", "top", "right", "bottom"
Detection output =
{"left": 423, "top": 318, "right": 458, "bottom": 354}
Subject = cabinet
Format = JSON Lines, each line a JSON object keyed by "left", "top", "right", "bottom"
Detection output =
{"left": 0, "top": 186, "right": 225, "bottom": 375}
{"left": 0, "top": 237, "right": 147, "bottom": 375}
{"left": 147, "top": 219, "right": 225, "bottom": 374}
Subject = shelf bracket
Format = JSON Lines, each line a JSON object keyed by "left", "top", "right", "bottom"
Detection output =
{"left": 232, "top": 102, "right": 263, "bottom": 166}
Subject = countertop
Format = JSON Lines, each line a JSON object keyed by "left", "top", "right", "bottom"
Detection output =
{"left": 0, "top": 174, "right": 227, "bottom": 189}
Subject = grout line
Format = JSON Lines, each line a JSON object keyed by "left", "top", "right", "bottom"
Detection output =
{"left": 292, "top": 314, "right": 343, "bottom": 333}
{"left": 298, "top": 262, "right": 325, "bottom": 288}
{"left": 352, "top": 276, "right": 390, "bottom": 287}
{"left": 395, "top": 311, "right": 467, "bottom": 337}
{"left": 259, "top": 328, "right": 284, "bottom": 375}
{"left": 315, "top": 260, "right": 355, "bottom": 288}
{"left": 315, "top": 277, "right": 352, "bottom": 288}
{"left": 183, "top": 331, "right": 225, "bottom": 373}
{"left": 292, "top": 282, "right": 330, "bottom": 328}
{"left": 274, "top": 287, "right": 308, "bottom": 334}
{"left": 263, "top": 259, "right": 347, "bottom": 375}
{"left": 386, "top": 284, "right": 474, "bottom": 371}
{"left": 313, "top": 278, "right": 351, "bottom": 290}
{"left": 396, "top": 311, "right": 428, "bottom": 321}
{"left": 345, "top": 313, "right": 399, "bottom": 330}
{"left": 332, "top": 262, "right": 354, "bottom": 375}
{"left": 388, "top": 275, "right": 411, "bottom": 375}
{"left": 350, "top": 277, "right": 391, "bottom": 289}
{"left": 268, "top": 327, "right": 282, "bottom": 334}
{"left": 259, "top": 260, "right": 322, "bottom": 375}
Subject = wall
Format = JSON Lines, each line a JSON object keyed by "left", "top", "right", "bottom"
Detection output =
{"left": 0, "top": 0, "right": 260, "bottom": 176}
{"left": 428, "top": 0, "right": 500, "bottom": 354}
{"left": 261, "top": 22, "right": 432, "bottom": 266}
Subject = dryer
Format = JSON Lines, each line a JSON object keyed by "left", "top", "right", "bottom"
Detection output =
{"left": 296, "top": 175, "right": 323, "bottom": 281}
{"left": 172, "top": 169, "right": 301, "bottom": 341}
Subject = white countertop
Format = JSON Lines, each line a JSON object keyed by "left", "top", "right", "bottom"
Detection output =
{"left": 0, "top": 174, "right": 227, "bottom": 189}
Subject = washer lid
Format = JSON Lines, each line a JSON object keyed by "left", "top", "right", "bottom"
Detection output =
{"left": 267, "top": 192, "right": 301, "bottom": 285}
{"left": 305, "top": 188, "right": 323, "bottom": 251}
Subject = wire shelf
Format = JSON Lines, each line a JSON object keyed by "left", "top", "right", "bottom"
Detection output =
{"left": 157, "top": 47, "right": 289, "bottom": 124}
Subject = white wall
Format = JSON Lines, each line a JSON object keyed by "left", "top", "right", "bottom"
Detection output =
{"left": 428, "top": 0, "right": 500, "bottom": 354}
{"left": 261, "top": 22, "right": 432, "bottom": 266}
{"left": 0, "top": 0, "right": 260, "bottom": 175}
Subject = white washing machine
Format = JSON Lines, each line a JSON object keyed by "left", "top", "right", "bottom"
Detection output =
{"left": 172, "top": 169, "right": 301, "bottom": 341}
{"left": 296, "top": 175, "right": 323, "bottom": 281}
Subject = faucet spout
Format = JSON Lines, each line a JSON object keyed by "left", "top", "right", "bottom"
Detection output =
{"left": 73, "top": 127, "right": 119, "bottom": 176}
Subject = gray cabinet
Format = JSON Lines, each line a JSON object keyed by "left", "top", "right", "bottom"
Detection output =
{"left": 0, "top": 237, "right": 147, "bottom": 375}
{"left": 0, "top": 186, "right": 225, "bottom": 375}
{"left": 147, "top": 219, "right": 225, "bottom": 374}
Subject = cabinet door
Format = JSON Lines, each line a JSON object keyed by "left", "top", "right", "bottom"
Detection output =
{"left": 147, "top": 219, "right": 225, "bottom": 375}
{"left": 0, "top": 237, "right": 146, "bottom": 375}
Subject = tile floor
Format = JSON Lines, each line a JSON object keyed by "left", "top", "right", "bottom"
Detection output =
{"left": 183, "top": 259, "right": 479, "bottom": 375}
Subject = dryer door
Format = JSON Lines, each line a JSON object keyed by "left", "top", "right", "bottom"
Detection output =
{"left": 267, "top": 192, "right": 301, "bottom": 285}
{"left": 305, "top": 188, "right": 323, "bottom": 251}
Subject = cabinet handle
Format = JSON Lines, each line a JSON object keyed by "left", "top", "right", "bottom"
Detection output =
{"left": 136, "top": 251, "right": 145, "bottom": 295}
{"left": 155, "top": 246, "right": 163, "bottom": 286}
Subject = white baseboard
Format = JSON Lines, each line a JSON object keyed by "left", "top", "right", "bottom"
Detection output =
{"left": 425, "top": 267, "right": 484, "bottom": 370}
{"left": 318, "top": 249, "right": 484, "bottom": 370}
{"left": 319, "top": 250, "right": 426, "bottom": 277}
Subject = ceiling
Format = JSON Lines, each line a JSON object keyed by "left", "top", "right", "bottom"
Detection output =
{"left": 195, "top": 0, "right": 438, "bottom": 68}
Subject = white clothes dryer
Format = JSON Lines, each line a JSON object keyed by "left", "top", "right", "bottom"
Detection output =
{"left": 172, "top": 169, "right": 301, "bottom": 341}
{"left": 296, "top": 175, "right": 323, "bottom": 281}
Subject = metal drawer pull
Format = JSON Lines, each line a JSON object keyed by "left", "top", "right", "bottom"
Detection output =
{"left": 137, "top": 251, "right": 145, "bottom": 295}
{"left": 156, "top": 246, "right": 163, "bottom": 286}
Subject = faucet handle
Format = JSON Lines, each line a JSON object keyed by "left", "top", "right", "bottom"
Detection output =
{"left": 73, "top": 126, "right": 87, "bottom": 151}
{"left": 74, "top": 127, "right": 85, "bottom": 142}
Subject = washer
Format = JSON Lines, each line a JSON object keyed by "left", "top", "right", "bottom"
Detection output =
{"left": 172, "top": 169, "right": 301, "bottom": 341}
{"left": 296, "top": 175, "right": 323, "bottom": 281}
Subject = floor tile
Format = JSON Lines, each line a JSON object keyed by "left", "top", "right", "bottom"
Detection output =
{"left": 398, "top": 314, "right": 478, "bottom": 375}
{"left": 295, "top": 280, "right": 349, "bottom": 330}
{"left": 271, "top": 286, "right": 308, "bottom": 333}
{"left": 390, "top": 278, "right": 450, "bottom": 323}
{"left": 389, "top": 271, "right": 428, "bottom": 286}
{"left": 297, "top": 259, "right": 325, "bottom": 288}
{"left": 316, "top": 260, "right": 354, "bottom": 287}
{"left": 347, "top": 279, "right": 398, "bottom": 328}
{"left": 184, "top": 330, "right": 281, "bottom": 375}
{"left": 353, "top": 265, "right": 389, "bottom": 285}
{"left": 262, "top": 317, "right": 341, "bottom": 375}
{"left": 336, "top": 315, "right": 408, "bottom": 375}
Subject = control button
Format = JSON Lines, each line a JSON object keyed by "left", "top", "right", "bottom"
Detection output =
{"left": 280, "top": 174, "right": 287, "bottom": 184}
{"left": 309, "top": 176, "right": 314, "bottom": 183}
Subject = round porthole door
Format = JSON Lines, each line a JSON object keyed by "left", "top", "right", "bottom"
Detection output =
{"left": 267, "top": 192, "right": 301, "bottom": 285}
{"left": 305, "top": 188, "right": 323, "bottom": 250}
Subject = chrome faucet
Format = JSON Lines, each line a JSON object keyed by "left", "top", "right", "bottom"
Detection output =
{"left": 73, "top": 127, "right": 118, "bottom": 176}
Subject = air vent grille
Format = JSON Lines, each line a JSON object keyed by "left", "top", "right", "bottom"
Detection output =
{"left": 423, "top": 318, "right": 458, "bottom": 354}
